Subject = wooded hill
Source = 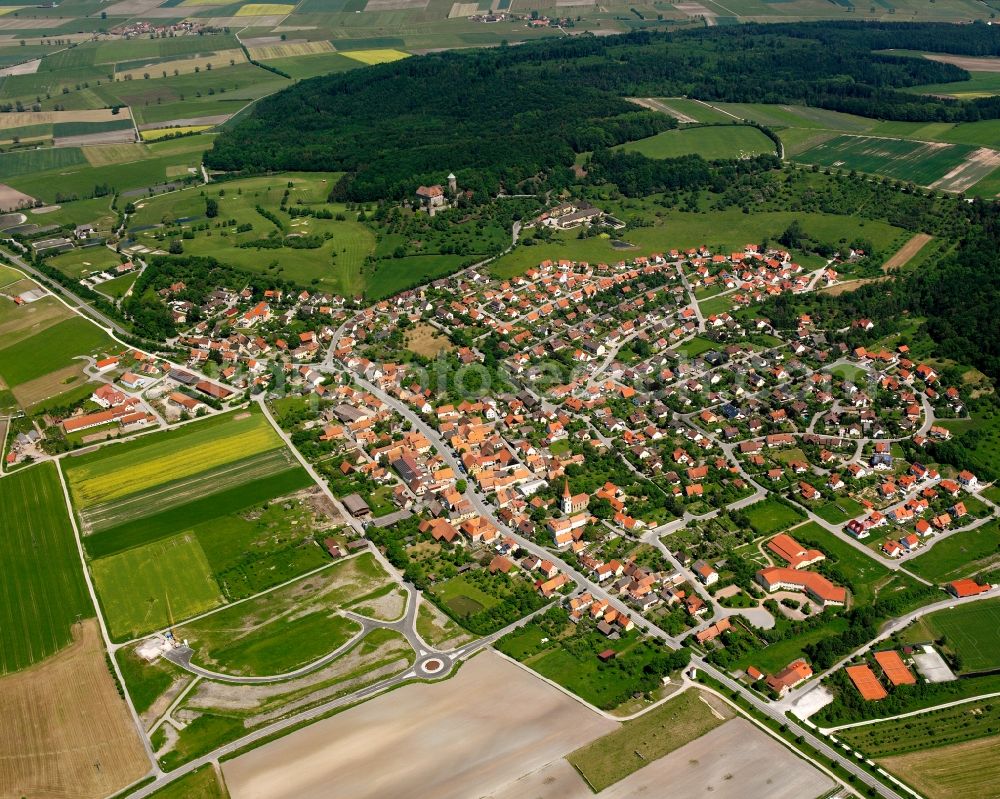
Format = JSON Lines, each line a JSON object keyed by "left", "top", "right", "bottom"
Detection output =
{"left": 206, "top": 22, "right": 1000, "bottom": 200}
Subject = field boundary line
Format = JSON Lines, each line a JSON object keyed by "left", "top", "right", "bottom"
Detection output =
{"left": 824, "top": 691, "right": 1000, "bottom": 733}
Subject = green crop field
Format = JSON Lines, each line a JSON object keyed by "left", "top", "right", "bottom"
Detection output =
{"left": 82, "top": 463, "right": 314, "bottom": 559}
{"left": 64, "top": 409, "right": 285, "bottom": 509}
{"left": 78, "top": 447, "right": 301, "bottom": 536}
{"left": 906, "top": 598, "right": 1000, "bottom": 673}
{"left": 616, "top": 124, "right": 776, "bottom": 160}
{"left": 907, "top": 520, "right": 1000, "bottom": 583}
{"left": 92, "top": 532, "right": 224, "bottom": 640}
{"left": 795, "top": 135, "right": 974, "bottom": 186}
{"left": 0, "top": 463, "right": 92, "bottom": 674}
{"left": 0, "top": 147, "right": 86, "bottom": 179}
{"left": 567, "top": 690, "right": 730, "bottom": 791}
{"left": 744, "top": 498, "right": 805, "bottom": 536}
{"left": 0, "top": 316, "right": 112, "bottom": 387}
{"left": 6, "top": 148, "right": 211, "bottom": 204}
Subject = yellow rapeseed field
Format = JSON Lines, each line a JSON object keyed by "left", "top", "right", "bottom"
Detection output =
{"left": 141, "top": 125, "right": 213, "bottom": 141}
{"left": 235, "top": 3, "right": 294, "bottom": 15}
{"left": 340, "top": 49, "right": 411, "bottom": 65}
{"left": 67, "top": 418, "right": 281, "bottom": 508}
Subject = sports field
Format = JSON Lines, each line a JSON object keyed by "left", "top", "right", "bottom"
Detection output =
{"left": 909, "top": 598, "right": 1000, "bottom": 673}
{"left": 796, "top": 135, "right": 974, "bottom": 187}
{"left": 64, "top": 409, "right": 285, "bottom": 509}
{"left": 125, "top": 173, "right": 373, "bottom": 296}
{"left": 0, "top": 463, "right": 92, "bottom": 674}
{"left": 92, "top": 532, "right": 224, "bottom": 640}
{"left": 617, "top": 124, "right": 776, "bottom": 160}
{"left": 0, "top": 315, "right": 112, "bottom": 388}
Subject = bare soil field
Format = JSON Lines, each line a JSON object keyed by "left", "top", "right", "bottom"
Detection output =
{"left": 880, "top": 735, "right": 1000, "bottom": 799}
{"left": 115, "top": 49, "right": 247, "bottom": 81}
{"left": 55, "top": 130, "right": 138, "bottom": 148}
{"left": 882, "top": 232, "right": 933, "bottom": 271}
{"left": 11, "top": 363, "right": 91, "bottom": 408}
{"left": 405, "top": 321, "right": 455, "bottom": 358}
{"left": 139, "top": 114, "right": 230, "bottom": 131}
{"left": 223, "top": 651, "right": 617, "bottom": 799}
{"left": 489, "top": 717, "right": 835, "bottom": 799}
{"left": 930, "top": 147, "right": 1000, "bottom": 193}
{"left": 819, "top": 276, "right": 889, "bottom": 296}
{"left": 627, "top": 96, "right": 699, "bottom": 123}
{"left": 0, "top": 182, "right": 35, "bottom": 211}
{"left": 0, "top": 619, "right": 150, "bottom": 799}
{"left": 0, "top": 58, "right": 40, "bottom": 76}
{"left": 0, "top": 109, "right": 133, "bottom": 129}
{"left": 924, "top": 54, "right": 1000, "bottom": 72}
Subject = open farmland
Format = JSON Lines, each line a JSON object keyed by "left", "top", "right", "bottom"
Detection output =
{"left": 0, "top": 620, "right": 149, "bottom": 799}
{"left": 616, "top": 124, "right": 776, "bottom": 160}
{"left": 176, "top": 553, "right": 391, "bottom": 676}
{"left": 879, "top": 735, "right": 1000, "bottom": 799}
{"left": 339, "top": 49, "right": 411, "bottom": 64}
{"left": 92, "top": 531, "right": 225, "bottom": 640}
{"left": 78, "top": 446, "right": 300, "bottom": 535}
{"left": 840, "top": 700, "right": 1000, "bottom": 757}
{"left": 0, "top": 463, "right": 92, "bottom": 674}
{"left": 0, "top": 316, "right": 111, "bottom": 390}
{"left": 64, "top": 409, "right": 285, "bottom": 509}
{"left": 247, "top": 40, "right": 336, "bottom": 60}
{"left": 222, "top": 650, "right": 617, "bottom": 799}
{"left": 795, "top": 135, "right": 975, "bottom": 187}
{"left": 567, "top": 689, "right": 731, "bottom": 791}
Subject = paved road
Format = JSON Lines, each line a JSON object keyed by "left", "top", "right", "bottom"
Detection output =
{"left": 1, "top": 244, "right": 131, "bottom": 337}
{"left": 780, "top": 586, "right": 1000, "bottom": 714}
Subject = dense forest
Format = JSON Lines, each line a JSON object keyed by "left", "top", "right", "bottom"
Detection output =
{"left": 206, "top": 21, "right": 1000, "bottom": 200}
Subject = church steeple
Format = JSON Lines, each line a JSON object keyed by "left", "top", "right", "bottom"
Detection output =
{"left": 562, "top": 477, "right": 572, "bottom": 514}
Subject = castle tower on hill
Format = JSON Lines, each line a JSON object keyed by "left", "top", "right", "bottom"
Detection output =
{"left": 447, "top": 172, "right": 457, "bottom": 193}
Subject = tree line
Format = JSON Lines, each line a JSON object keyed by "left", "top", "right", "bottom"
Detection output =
{"left": 205, "top": 22, "right": 1000, "bottom": 199}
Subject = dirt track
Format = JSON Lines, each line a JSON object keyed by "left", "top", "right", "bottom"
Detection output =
{"left": 223, "top": 650, "right": 617, "bottom": 799}
{"left": 882, "top": 232, "right": 933, "bottom": 272}
{"left": 0, "top": 620, "right": 149, "bottom": 799}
